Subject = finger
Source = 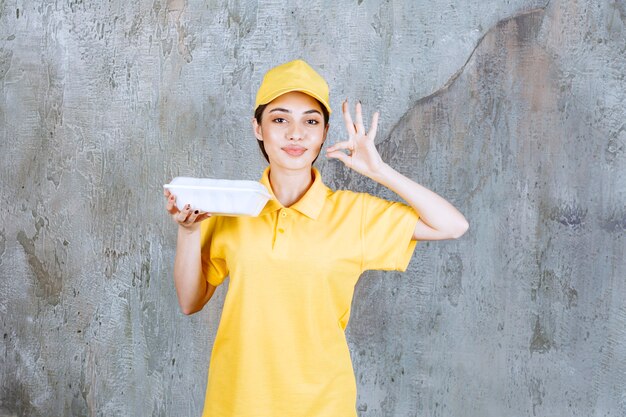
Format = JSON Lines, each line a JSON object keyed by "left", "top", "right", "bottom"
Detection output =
{"left": 175, "top": 204, "right": 192, "bottom": 223}
{"left": 187, "top": 209, "right": 201, "bottom": 223}
{"left": 342, "top": 99, "right": 356, "bottom": 136}
{"left": 368, "top": 111, "right": 379, "bottom": 141}
{"left": 326, "top": 150, "right": 351, "bottom": 166}
{"left": 354, "top": 100, "right": 365, "bottom": 135}
{"left": 326, "top": 139, "right": 354, "bottom": 153}
{"left": 196, "top": 212, "right": 212, "bottom": 222}
{"left": 166, "top": 194, "right": 179, "bottom": 215}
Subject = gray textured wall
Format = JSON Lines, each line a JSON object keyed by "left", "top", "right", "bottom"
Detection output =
{"left": 1, "top": 0, "right": 624, "bottom": 416}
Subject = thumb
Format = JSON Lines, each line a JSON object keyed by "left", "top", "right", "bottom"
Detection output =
{"left": 326, "top": 150, "right": 351, "bottom": 166}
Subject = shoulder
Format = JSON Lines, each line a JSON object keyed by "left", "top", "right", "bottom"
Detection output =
{"left": 200, "top": 213, "right": 239, "bottom": 236}
{"left": 327, "top": 187, "right": 393, "bottom": 205}
{"left": 324, "top": 185, "right": 399, "bottom": 210}
{"left": 325, "top": 187, "right": 364, "bottom": 207}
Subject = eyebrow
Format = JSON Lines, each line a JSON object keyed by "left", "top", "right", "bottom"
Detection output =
{"left": 268, "top": 107, "right": 322, "bottom": 116}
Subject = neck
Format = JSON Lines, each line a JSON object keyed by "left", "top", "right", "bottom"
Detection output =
{"left": 268, "top": 165, "right": 315, "bottom": 208}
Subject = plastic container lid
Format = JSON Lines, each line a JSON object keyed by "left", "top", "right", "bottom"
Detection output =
{"left": 164, "top": 177, "right": 273, "bottom": 217}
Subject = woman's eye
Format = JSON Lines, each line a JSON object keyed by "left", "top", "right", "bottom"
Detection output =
{"left": 307, "top": 120, "right": 320, "bottom": 125}
{"left": 272, "top": 118, "right": 286, "bottom": 123}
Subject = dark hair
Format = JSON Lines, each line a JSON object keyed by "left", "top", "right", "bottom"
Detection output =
{"left": 254, "top": 99, "right": 330, "bottom": 164}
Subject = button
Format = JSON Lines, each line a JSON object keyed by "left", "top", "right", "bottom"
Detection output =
{"left": 281, "top": 211, "right": 287, "bottom": 217}
{"left": 278, "top": 228, "right": 285, "bottom": 233}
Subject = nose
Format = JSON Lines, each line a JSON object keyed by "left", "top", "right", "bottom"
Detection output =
{"left": 288, "top": 123, "right": 303, "bottom": 141}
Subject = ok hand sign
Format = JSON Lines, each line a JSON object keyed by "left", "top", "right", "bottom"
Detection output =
{"left": 325, "top": 99, "right": 386, "bottom": 179}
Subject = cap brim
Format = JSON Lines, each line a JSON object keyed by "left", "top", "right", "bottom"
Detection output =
{"left": 257, "top": 87, "right": 332, "bottom": 115}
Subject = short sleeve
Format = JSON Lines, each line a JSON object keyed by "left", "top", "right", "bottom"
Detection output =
{"left": 360, "top": 192, "right": 420, "bottom": 272}
{"left": 200, "top": 216, "right": 229, "bottom": 286}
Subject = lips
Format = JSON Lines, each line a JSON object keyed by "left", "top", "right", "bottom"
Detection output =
{"left": 282, "top": 145, "right": 307, "bottom": 156}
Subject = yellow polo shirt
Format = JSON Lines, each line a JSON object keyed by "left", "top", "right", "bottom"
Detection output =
{"left": 199, "top": 166, "right": 420, "bottom": 417}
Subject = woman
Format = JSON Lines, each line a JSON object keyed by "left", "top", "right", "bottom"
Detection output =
{"left": 164, "top": 59, "right": 469, "bottom": 417}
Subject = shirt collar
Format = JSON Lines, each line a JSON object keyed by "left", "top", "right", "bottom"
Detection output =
{"left": 258, "top": 166, "right": 329, "bottom": 220}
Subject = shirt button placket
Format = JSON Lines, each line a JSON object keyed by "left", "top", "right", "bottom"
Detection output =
{"left": 276, "top": 209, "right": 289, "bottom": 255}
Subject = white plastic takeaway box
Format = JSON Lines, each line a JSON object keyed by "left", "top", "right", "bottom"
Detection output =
{"left": 164, "top": 177, "right": 273, "bottom": 217}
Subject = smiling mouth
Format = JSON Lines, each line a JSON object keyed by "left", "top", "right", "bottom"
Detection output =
{"left": 282, "top": 147, "right": 307, "bottom": 156}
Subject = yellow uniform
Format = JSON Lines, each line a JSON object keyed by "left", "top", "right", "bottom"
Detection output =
{"left": 200, "top": 166, "right": 420, "bottom": 417}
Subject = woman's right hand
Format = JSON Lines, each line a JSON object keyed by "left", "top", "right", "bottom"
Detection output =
{"left": 166, "top": 187, "right": 216, "bottom": 314}
{"left": 164, "top": 188, "right": 212, "bottom": 230}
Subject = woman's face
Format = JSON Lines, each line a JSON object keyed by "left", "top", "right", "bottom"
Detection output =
{"left": 252, "top": 91, "right": 329, "bottom": 171}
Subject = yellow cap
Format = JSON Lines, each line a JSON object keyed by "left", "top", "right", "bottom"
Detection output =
{"left": 254, "top": 59, "right": 332, "bottom": 115}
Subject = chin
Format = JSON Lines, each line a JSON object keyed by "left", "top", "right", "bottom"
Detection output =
{"left": 270, "top": 157, "right": 314, "bottom": 171}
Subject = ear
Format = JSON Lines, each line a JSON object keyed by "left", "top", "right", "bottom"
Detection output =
{"left": 252, "top": 117, "right": 263, "bottom": 141}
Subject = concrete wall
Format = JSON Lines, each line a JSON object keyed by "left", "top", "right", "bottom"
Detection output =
{"left": 1, "top": 0, "right": 624, "bottom": 416}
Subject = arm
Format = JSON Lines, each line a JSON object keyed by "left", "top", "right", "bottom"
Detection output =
{"left": 165, "top": 188, "right": 216, "bottom": 315}
{"left": 325, "top": 99, "right": 469, "bottom": 241}
{"left": 173, "top": 225, "right": 217, "bottom": 315}
{"left": 369, "top": 163, "right": 469, "bottom": 240}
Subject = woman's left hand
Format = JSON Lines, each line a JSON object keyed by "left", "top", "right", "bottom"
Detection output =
{"left": 325, "top": 99, "right": 386, "bottom": 179}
